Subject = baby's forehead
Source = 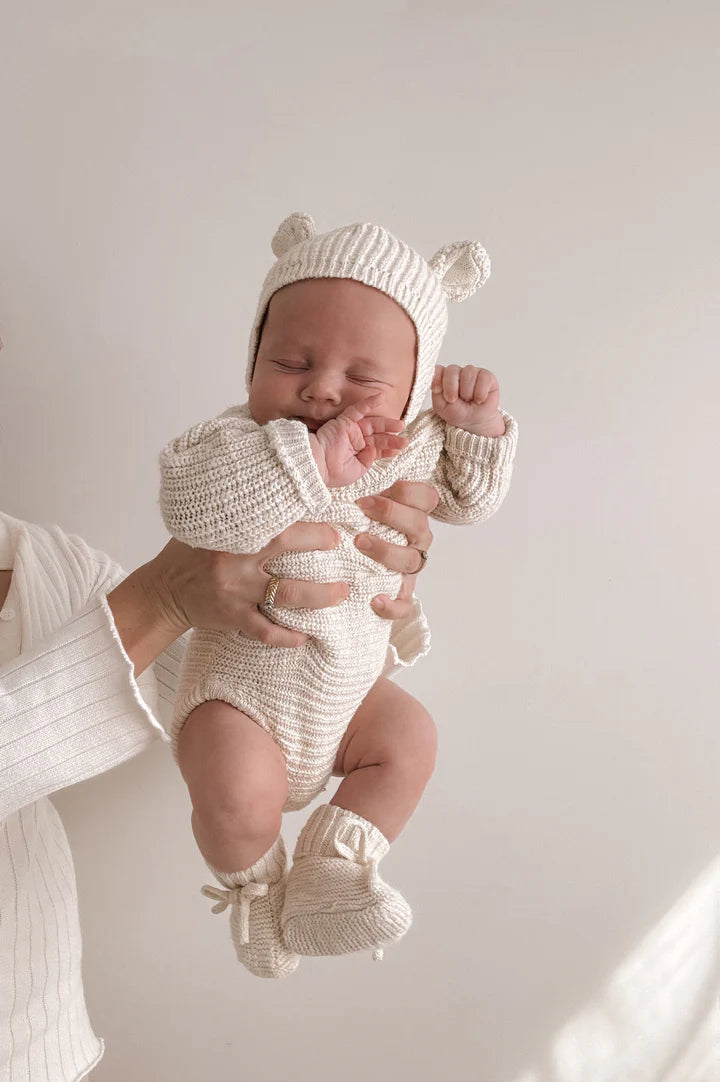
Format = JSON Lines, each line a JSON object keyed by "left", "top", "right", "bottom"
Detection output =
{"left": 265, "top": 278, "right": 416, "bottom": 339}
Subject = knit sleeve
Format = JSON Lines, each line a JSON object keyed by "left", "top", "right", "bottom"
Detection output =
{"left": 159, "top": 411, "right": 332, "bottom": 554}
{"left": 431, "top": 410, "right": 518, "bottom": 525}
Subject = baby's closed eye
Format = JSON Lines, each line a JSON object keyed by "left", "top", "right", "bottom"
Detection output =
{"left": 273, "top": 360, "right": 308, "bottom": 371}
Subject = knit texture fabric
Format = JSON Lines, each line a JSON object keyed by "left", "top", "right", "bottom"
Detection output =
{"left": 246, "top": 212, "right": 492, "bottom": 425}
{"left": 161, "top": 406, "right": 518, "bottom": 810}
{"left": 281, "top": 804, "right": 412, "bottom": 957}
{"left": 160, "top": 211, "right": 515, "bottom": 811}
{"left": 202, "top": 837, "right": 299, "bottom": 979}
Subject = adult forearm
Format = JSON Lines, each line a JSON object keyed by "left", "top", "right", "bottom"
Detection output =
{"left": 106, "top": 557, "right": 187, "bottom": 676}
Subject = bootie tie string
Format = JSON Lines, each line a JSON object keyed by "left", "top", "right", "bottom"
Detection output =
{"left": 201, "top": 882, "right": 269, "bottom": 943}
{"left": 334, "top": 834, "right": 380, "bottom": 890}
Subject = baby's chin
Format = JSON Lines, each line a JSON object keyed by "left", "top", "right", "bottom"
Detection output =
{"left": 249, "top": 405, "right": 319, "bottom": 431}
{"left": 249, "top": 407, "right": 327, "bottom": 433}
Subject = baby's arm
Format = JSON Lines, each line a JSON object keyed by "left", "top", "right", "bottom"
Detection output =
{"left": 160, "top": 402, "right": 408, "bottom": 554}
{"left": 159, "top": 411, "right": 332, "bottom": 553}
{"left": 430, "top": 365, "right": 518, "bottom": 525}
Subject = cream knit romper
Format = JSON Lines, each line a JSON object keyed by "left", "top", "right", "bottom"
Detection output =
{"left": 160, "top": 403, "right": 517, "bottom": 810}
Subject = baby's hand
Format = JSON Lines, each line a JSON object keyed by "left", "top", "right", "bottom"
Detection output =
{"left": 432, "top": 365, "right": 505, "bottom": 437}
{"left": 310, "top": 397, "right": 408, "bottom": 487}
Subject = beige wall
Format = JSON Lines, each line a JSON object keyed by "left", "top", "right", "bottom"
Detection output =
{"left": 1, "top": 3, "right": 719, "bottom": 1080}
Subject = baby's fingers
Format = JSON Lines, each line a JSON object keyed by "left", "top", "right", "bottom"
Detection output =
{"left": 432, "top": 366, "right": 444, "bottom": 394}
{"left": 473, "top": 368, "right": 498, "bottom": 404}
{"left": 366, "top": 433, "right": 408, "bottom": 454}
{"left": 358, "top": 415, "right": 405, "bottom": 437}
{"left": 442, "top": 365, "right": 460, "bottom": 403}
{"left": 356, "top": 444, "right": 379, "bottom": 470}
{"left": 345, "top": 393, "right": 384, "bottom": 422}
{"left": 459, "top": 365, "right": 479, "bottom": 401}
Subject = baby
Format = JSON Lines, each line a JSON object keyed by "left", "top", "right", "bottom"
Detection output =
{"left": 160, "top": 212, "right": 518, "bottom": 979}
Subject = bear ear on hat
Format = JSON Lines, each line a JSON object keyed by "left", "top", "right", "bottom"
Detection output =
{"left": 429, "top": 240, "right": 491, "bottom": 302}
{"left": 271, "top": 212, "right": 317, "bottom": 257}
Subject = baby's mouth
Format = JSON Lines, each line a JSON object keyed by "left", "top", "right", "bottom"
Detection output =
{"left": 293, "top": 416, "right": 323, "bottom": 432}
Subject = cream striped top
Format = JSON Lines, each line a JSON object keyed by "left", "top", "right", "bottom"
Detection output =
{"left": 0, "top": 513, "right": 182, "bottom": 1082}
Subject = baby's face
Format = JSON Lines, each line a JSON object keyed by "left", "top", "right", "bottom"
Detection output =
{"left": 249, "top": 278, "right": 416, "bottom": 431}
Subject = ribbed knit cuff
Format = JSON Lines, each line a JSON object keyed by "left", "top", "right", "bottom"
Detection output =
{"left": 151, "top": 632, "right": 187, "bottom": 734}
{"left": 445, "top": 409, "right": 518, "bottom": 466}
{"left": 100, "top": 596, "right": 170, "bottom": 742}
{"left": 211, "top": 836, "right": 287, "bottom": 886}
{"left": 295, "top": 804, "right": 389, "bottom": 863}
{"left": 265, "top": 418, "right": 332, "bottom": 515}
{"left": 0, "top": 597, "right": 168, "bottom": 821}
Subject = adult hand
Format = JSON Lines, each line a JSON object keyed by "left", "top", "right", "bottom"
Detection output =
{"left": 355, "top": 480, "right": 438, "bottom": 620}
{"left": 145, "top": 523, "right": 350, "bottom": 646}
{"left": 108, "top": 522, "right": 348, "bottom": 673}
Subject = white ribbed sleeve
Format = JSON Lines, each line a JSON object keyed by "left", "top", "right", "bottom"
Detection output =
{"left": 0, "top": 512, "right": 184, "bottom": 1082}
{"left": 0, "top": 515, "right": 182, "bottom": 821}
{"left": 159, "top": 409, "right": 331, "bottom": 554}
{"left": 0, "top": 598, "right": 168, "bottom": 822}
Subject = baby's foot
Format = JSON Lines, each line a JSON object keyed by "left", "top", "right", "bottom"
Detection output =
{"left": 203, "top": 837, "right": 299, "bottom": 979}
{"left": 281, "top": 805, "right": 412, "bottom": 958}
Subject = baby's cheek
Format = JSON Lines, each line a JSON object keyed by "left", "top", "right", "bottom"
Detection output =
{"left": 345, "top": 386, "right": 381, "bottom": 409}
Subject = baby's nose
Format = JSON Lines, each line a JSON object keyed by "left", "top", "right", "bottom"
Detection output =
{"left": 301, "top": 374, "right": 343, "bottom": 402}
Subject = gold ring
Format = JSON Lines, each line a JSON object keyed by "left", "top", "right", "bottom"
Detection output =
{"left": 415, "top": 548, "right": 429, "bottom": 572}
{"left": 264, "top": 575, "right": 281, "bottom": 609}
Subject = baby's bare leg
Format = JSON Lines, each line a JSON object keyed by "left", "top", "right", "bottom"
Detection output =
{"left": 281, "top": 679, "right": 434, "bottom": 957}
{"left": 331, "top": 677, "right": 437, "bottom": 842}
{"left": 177, "top": 700, "right": 288, "bottom": 873}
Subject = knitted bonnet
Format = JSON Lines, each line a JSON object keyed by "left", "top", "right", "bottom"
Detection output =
{"left": 246, "top": 213, "right": 491, "bottom": 425}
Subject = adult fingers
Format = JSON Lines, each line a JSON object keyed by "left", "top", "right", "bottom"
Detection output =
{"left": 374, "top": 480, "right": 440, "bottom": 515}
{"left": 261, "top": 521, "right": 340, "bottom": 561}
{"left": 240, "top": 608, "right": 308, "bottom": 648}
{"left": 371, "top": 574, "right": 416, "bottom": 620}
{"left": 355, "top": 493, "right": 434, "bottom": 548}
{"left": 267, "top": 575, "right": 350, "bottom": 609}
{"left": 354, "top": 532, "right": 426, "bottom": 574}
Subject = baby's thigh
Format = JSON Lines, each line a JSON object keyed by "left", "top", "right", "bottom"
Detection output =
{"left": 333, "top": 678, "right": 437, "bottom": 777}
{"left": 178, "top": 700, "right": 288, "bottom": 815}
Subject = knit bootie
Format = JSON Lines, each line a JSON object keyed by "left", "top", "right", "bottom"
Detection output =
{"left": 201, "top": 837, "right": 299, "bottom": 979}
{"left": 281, "top": 804, "right": 412, "bottom": 958}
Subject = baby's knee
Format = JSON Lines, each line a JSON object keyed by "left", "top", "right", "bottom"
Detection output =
{"left": 179, "top": 707, "right": 289, "bottom": 843}
{"left": 382, "top": 696, "right": 437, "bottom": 781}
{"left": 192, "top": 774, "right": 286, "bottom": 847}
{"left": 404, "top": 704, "right": 438, "bottom": 780}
